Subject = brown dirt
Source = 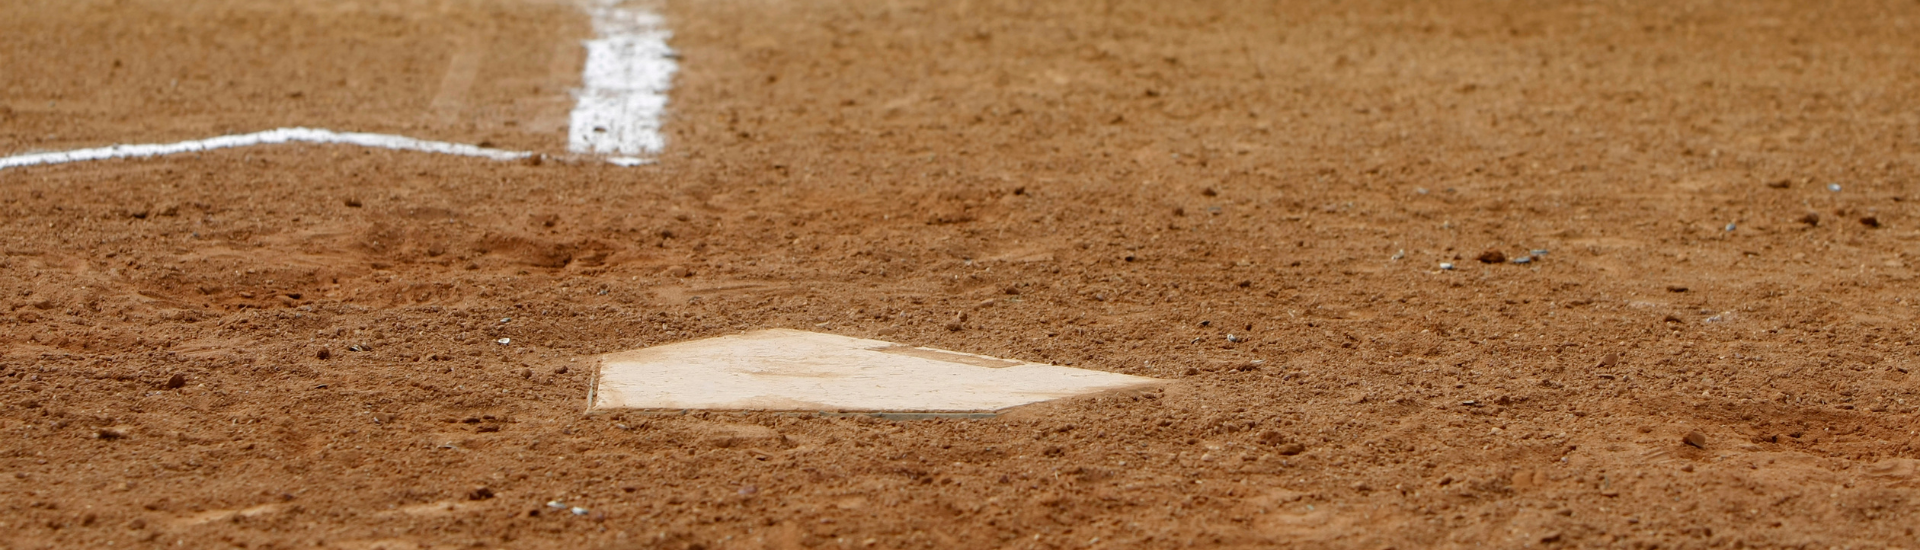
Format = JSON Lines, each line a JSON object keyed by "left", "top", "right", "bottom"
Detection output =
{"left": 3, "top": 0, "right": 1919, "bottom": 548}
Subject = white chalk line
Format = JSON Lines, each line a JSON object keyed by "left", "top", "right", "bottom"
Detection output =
{"left": 0, "top": 127, "right": 532, "bottom": 171}
{"left": 567, "top": 0, "right": 677, "bottom": 160}
{"left": 2, "top": 2, "right": 675, "bottom": 172}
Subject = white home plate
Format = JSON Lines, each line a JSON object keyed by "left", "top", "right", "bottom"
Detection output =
{"left": 589, "top": 329, "right": 1163, "bottom": 414}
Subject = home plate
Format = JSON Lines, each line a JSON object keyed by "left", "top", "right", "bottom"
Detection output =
{"left": 588, "top": 329, "right": 1164, "bottom": 415}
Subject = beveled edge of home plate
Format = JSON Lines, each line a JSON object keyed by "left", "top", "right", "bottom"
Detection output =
{"left": 585, "top": 329, "right": 1165, "bottom": 415}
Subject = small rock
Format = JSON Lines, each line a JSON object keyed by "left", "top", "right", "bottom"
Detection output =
{"left": 663, "top": 265, "right": 691, "bottom": 278}
{"left": 738, "top": 485, "right": 760, "bottom": 496}
{"left": 1438, "top": 262, "right": 1455, "bottom": 270}
{"left": 1476, "top": 250, "right": 1506, "bottom": 264}
{"left": 1683, "top": 431, "right": 1708, "bottom": 449}
{"left": 316, "top": 348, "right": 331, "bottom": 360}
{"left": 344, "top": 198, "right": 363, "bottom": 207}
{"left": 94, "top": 428, "right": 127, "bottom": 440}
{"left": 554, "top": 365, "right": 570, "bottom": 375}
{"left": 1860, "top": 216, "right": 1880, "bottom": 228}
{"left": 1597, "top": 353, "right": 1619, "bottom": 368}
{"left": 372, "top": 413, "right": 396, "bottom": 424}
{"left": 945, "top": 321, "right": 963, "bottom": 331}
{"left": 1765, "top": 179, "right": 1790, "bottom": 189}
{"left": 1201, "top": 187, "right": 1218, "bottom": 197}
{"left": 1724, "top": 223, "right": 1737, "bottom": 231}
{"left": 162, "top": 373, "right": 187, "bottom": 390}
{"left": 1798, "top": 212, "right": 1821, "bottom": 226}
{"left": 1530, "top": 249, "right": 1549, "bottom": 256}
{"left": 496, "top": 338, "right": 511, "bottom": 345}
{"left": 518, "top": 368, "right": 533, "bottom": 378}
{"left": 1827, "top": 183, "right": 1842, "bottom": 192}
{"left": 1666, "top": 285, "right": 1688, "bottom": 293}
{"left": 1275, "top": 443, "right": 1307, "bottom": 456}
{"left": 1511, "top": 256, "right": 1532, "bottom": 265}
{"left": 467, "top": 487, "right": 495, "bottom": 501}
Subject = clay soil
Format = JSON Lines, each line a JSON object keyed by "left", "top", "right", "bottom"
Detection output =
{"left": 4, "top": 0, "right": 1920, "bottom": 548}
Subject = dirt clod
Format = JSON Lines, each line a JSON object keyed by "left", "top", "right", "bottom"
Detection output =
{"left": 1476, "top": 250, "right": 1506, "bottom": 264}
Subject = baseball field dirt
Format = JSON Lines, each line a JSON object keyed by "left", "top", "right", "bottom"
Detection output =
{"left": 2, "top": 0, "right": 1917, "bottom": 548}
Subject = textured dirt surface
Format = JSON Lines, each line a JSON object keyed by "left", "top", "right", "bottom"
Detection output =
{"left": 4, "top": 0, "right": 1920, "bottom": 548}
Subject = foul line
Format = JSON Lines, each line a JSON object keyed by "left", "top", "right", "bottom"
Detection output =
{"left": 0, "top": 127, "right": 530, "bottom": 171}
{"left": 567, "top": 0, "right": 677, "bottom": 164}
{"left": 0, "top": 1, "right": 676, "bottom": 172}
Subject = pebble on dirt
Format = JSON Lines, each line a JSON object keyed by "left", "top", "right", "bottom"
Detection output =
{"left": 1798, "top": 212, "right": 1821, "bottom": 226}
{"left": 316, "top": 347, "right": 331, "bottom": 360}
{"left": 1683, "top": 431, "right": 1708, "bottom": 449}
{"left": 162, "top": 373, "right": 187, "bottom": 390}
{"left": 1476, "top": 250, "right": 1506, "bottom": 264}
{"left": 1860, "top": 216, "right": 1880, "bottom": 228}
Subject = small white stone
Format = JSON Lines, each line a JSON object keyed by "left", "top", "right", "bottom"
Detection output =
{"left": 497, "top": 338, "right": 511, "bottom": 345}
{"left": 1439, "top": 262, "right": 1455, "bottom": 270}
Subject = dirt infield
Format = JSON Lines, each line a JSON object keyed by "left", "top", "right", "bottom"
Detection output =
{"left": 3, "top": 0, "right": 1919, "bottom": 548}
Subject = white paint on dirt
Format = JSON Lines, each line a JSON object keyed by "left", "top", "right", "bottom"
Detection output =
{"left": 566, "top": 0, "right": 676, "bottom": 164}
{"left": 0, "top": 127, "right": 530, "bottom": 171}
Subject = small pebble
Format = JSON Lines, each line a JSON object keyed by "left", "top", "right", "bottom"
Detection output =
{"left": 1724, "top": 223, "right": 1736, "bottom": 231}
{"left": 570, "top": 507, "right": 589, "bottom": 516}
{"left": 1530, "top": 249, "right": 1549, "bottom": 256}
{"left": 163, "top": 373, "right": 188, "bottom": 390}
{"left": 554, "top": 365, "right": 569, "bottom": 375}
{"left": 1476, "top": 250, "right": 1507, "bottom": 264}
{"left": 1798, "top": 212, "right": 1821, "bottom": 226}
{"left": 1438, "top": 262, "right": 1454, "bottom": 270}
{"left": 496, "top": 338, "right": 511, "bottom": 345}
{"left": 1860, "top": 216, "right": 1880, "bottom": 228}
{"left": 1683, "top": 431, "right": 1708, "bottom": 449}
{"left": 316, "top": 348, "right": 331, "bottom": 360}
{"left": 500, "top": 318, "right": 511, "bottom": 323}
{"left": 1511, "top": 256, "right": 1532, "bottom": 265}
{"left": 1828, "top": 183, "right": 1842, "bottom": 192}
{"left": 1225, "top": 334, "right": 1242, "bottom": 343}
